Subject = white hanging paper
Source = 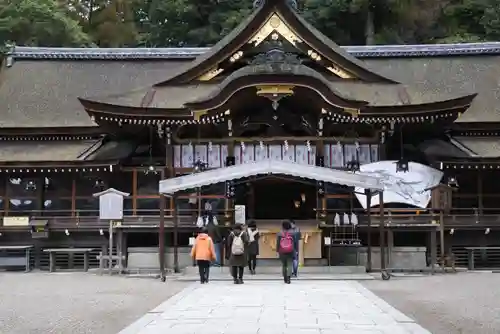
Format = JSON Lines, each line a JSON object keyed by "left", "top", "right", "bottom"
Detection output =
{"left": 181, "top": 145, "right": 194, "bottom": 168}
{"left": 269, "top": 145, "right": 282, "bottom": 160}
{"left": 173, "top": 145, "right": 181, "bottom": 168}
{"left": 295, "top": 145, "right": 308, "bottom": 165}
{"left": 351, "top": 213, "right": 358, "bottom": 226}
{"left": 242, "top": 145, "right": 254, "bottom": 164}
{"left": 308, "top": 145, "right": 316, "bottom": 165}
{"left": 194, "top": 145, "right": 208, "bottom": 164}
{"left": 208, "top": 144, "right": 221, "bottom": 168}
{"left": 331, "top": 143, "right": 344, "bottom": 167}
{"left": 234, "top": 145, "right": 242, "bottom": 165}
{"left": 358, "top": 144, "right": 371, "bottom": 165}
{"left": 282, "top": 144, "right": 295, "bottom": 163}
{"left": 343, "top": 213, "right": 350, "bottom": 225}
{"left": 334, "top": 213, "right": 340, "bottom": 226}
{"left": 370, "top": 145, "right": 379, "bottom": 162}
{"left": 221, "top": 145, "right": 228, "bottom": 166}
{"left": 255, "top": 144, "right": 268, "bottom": 161}
{"left": 323, "top": 144, "right": 331, "bottom": 167}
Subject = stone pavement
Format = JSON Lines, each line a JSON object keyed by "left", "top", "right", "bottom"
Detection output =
{"left": 119, "top": 281, "right": 432, "bottom": 334}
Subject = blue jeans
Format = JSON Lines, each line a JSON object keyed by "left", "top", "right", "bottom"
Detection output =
{"left": 213, "top": 243, "right": 221, "bottom": 266}
{"left": 292, "top": 251, "right": 299, "bottom": 275}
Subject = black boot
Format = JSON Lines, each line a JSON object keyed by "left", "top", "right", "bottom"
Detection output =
{"left": 286, "top": 276, "right": 291, "bottom": 284}
{"left": 238, "top": 277, "right": 244, "bottom": 284}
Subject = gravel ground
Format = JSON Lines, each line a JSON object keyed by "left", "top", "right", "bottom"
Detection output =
{"left": 0, "top": 272, "right": 188, "bottom": 334}
{"left": 363, "top": 272, "right": 500, "bottom": 334}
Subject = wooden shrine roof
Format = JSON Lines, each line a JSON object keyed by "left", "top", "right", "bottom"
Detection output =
{"left": 4, "top": 43, "right": 500, "bottom": 128}
{"left": 0, "top": 139, "right": 101, "bottom": 162}
{"left": 0, "top": 138, "right": 136, "bottom": 169}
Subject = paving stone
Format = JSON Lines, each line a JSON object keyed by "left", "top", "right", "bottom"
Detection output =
{"left": 118, "top": 281, "right": 433, "bottom": 334}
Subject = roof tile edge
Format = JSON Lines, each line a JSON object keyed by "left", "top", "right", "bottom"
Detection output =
{"left": 9, "top": 42, "right": 500, "bottom": 60}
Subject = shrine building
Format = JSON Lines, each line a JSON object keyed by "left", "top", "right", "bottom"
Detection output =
{"left": 1, "top": 0, "right": 499, "bottom": 273}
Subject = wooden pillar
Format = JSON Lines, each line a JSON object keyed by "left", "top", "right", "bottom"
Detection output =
{"left": 248, "top": 182, "right": 255, "bottom": 219}
{"left": 117, "top": 227, "right": 123, "bottom": 274}
{"left": 387, "top": 228, "right": 394, "bottom": 268}
{"left": 173, "top": 193, "right": 179, "bottom": 273}
{"left": 430, "top": 227, "right": 437, "bottom": 274}
{"left": 36, "top": 175, "right": 44, "bottom": 214}
{"left": 226, "top": 113, "right": 234, "bottom": 225}
{"left": 71, "top": 177, "right": 76, "bottom": 217}
{"left": 159, "top": 126, "right": 173, "bottom": 280}
{"left": 365, "top": 189, "right": 372, "bottom": 272}
{"left": 122, "top": 231, "right": 128, "bottom": 269}
{"left": 132, "top": 169, "right": 137, "bottom": 215}
{"left": 379, "top": 192, "right": 386, "bottom": 272}
{"left": 477, "top": 170, "right": 483, "bottom": 214}
{"left": 439, "top": 210, "right": 445, "bottom": 269}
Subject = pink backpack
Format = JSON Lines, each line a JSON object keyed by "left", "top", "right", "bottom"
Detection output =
{"left": 279, "top": 232, "right": 294, "bottom": 254}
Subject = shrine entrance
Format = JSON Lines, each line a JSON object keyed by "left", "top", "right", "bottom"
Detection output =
{"left": 246, "top": 177, "right": 316, "bottom": 220}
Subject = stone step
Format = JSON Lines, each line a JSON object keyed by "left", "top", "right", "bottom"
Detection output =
{"left": 183, "top": 265, "right": 367, "bottom": 275}
{"left": 176, "top": 273, "right": 374, "bottom": 281}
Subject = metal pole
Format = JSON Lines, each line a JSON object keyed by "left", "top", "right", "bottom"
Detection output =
{"left": 108, "top": 220, "right": 113, "bottom": 275}
{"left": 366, "top": 189, "right": 372, "bottom": 272}
{"left": 173, "top": 193, "right": 179, "bottom": 273}
{"left": 379, "top": 192, "right": 389, "bottom": 280}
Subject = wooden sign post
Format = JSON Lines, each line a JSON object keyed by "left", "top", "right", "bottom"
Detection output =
{"left": 93, "top": 188, "right": 129, "bottom": 275}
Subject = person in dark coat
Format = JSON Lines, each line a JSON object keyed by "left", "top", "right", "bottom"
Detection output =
{"left": 246, "top": 220, "right": 260, "bottom": 275}
{"left": 276, "top": 220, "right": 299, "bottom": 284}
{"left": 290, "top": 219, "right": 301, "bottom": 277}
{"left": 226, "top": 224, "right": 249, "bottom": 284}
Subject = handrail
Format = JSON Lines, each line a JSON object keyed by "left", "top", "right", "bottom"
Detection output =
{"left": 2, "top": 207, "right": 500, "bottom": 227}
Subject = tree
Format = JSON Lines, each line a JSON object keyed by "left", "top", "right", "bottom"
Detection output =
{"left": 438, "top": 0, "right": 500, "bottom": 43}
{"left": 0, "top": 0, "right": 92, "bottom": 47}
{"left": 90, "top": 0, "right": 140, "bottom": 47}
{"left": 142, "top": 0, "right": 253, "bottom": 47}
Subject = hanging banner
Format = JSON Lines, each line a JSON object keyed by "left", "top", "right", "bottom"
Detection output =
{"left": 355, "top": 161, "right": 443, "bottom": 209}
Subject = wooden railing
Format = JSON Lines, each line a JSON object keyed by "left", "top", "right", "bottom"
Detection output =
{"left": 322, "top": 208, "right": 500, "bottom": 227}
{"left": 1, "top": 207, "right": 500, "bottom": 230}
{"left": 0, "top": 209, "right": 234, "bottom": 230}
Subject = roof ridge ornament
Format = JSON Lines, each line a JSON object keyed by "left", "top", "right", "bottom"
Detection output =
{"left": 250, "top": 41, "right": 302, "bottom": 66}
{"left": 253, "top": 0, "right": 298, "bottom": 10}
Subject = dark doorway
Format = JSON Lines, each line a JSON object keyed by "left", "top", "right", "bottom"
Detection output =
{"left": 251, "top": 177, "right": 316, "bottom": 220}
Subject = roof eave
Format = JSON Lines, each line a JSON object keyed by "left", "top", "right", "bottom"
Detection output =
{"left": 79, "top": 98, "right": 192, "bottom": 119}
{"left": 10, "top": 42, "right": 500, "bottom": 61}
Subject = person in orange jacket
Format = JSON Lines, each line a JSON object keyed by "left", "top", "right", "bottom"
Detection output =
{"left": 191, "top": 227, "right": 216, "bottom": 283}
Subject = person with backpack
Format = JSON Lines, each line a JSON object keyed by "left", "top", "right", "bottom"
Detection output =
{"left": 226, "top": 224, "right": 249, "bottom": 284}
{"left": 276, "top": 220, "right": 299, "bottom": 284}
{"left": 196, "top": 202, "right": 222, "bottom": 266}
{"left": 190, "top": 227, "right": 216, "bottom": 284}
{"left": 246, "top": 220, "right": 260, "bottom": 275}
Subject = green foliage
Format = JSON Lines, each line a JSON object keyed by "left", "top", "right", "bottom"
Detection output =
{"left": 1, "top": 0, "right": 500, "bottom": 47}
{"left": 0, "top": 0, "right": 92, "bottom": 46}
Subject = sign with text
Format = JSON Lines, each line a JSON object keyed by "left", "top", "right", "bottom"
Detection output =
{"left": 234, "top": 205, "right": 246, "bottom": 225}
{"left": 93, "top": 188, "right": 130, "bottom": 220}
